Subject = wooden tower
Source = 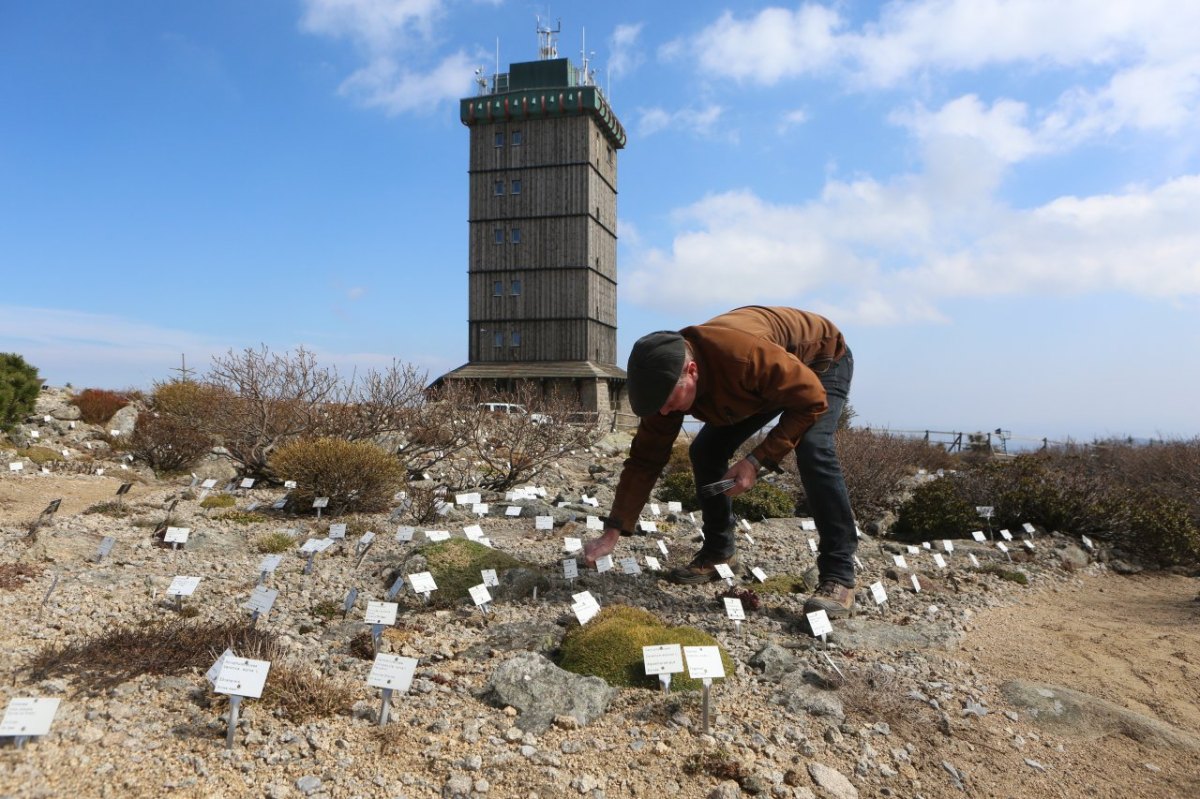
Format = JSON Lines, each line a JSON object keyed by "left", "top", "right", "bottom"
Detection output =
{"left": 436, "top": 23, "right": 628, "bottom": 416}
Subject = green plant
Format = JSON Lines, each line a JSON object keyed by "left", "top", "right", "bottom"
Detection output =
{"left": 557, "top": 605, "right": 734, "bottom": 691}
{"left": 271, "top": 437, "right": 406, "bottom": 514}
{"left": 311, "top": 599, "right": 341, "bottom": 620}
{"left": 733, "top": 480, "right": 794, "bottom": 520}
{"left": 656, "top": 469, "right": 699, "bottom": 511}
{"left": 890, "top": 475, "right": 979, "bottom": 542}
{"left": 17, "top": 446, "right": 63, "bottom": 465}
{"left": 1103, "top": 489, "right": 1200, "bottom": 567}
{"left": 255, "top": 532, "right": 296, "bottom": 553}
{"left": 70, "top": 388, "right": 131, "bottom": 424}
{"left": 756, "top": 570, "right": 819, "bottom": 595}
{"left": 84, "top": 501, "right": 133, "bottom": 518}
{"left": 0, "top": 353, "right": 41, "bottom": 433}
{"left": 200, "top": 494, "right": 236, "bottom": 509}
{"left": 217, "top": 510, "right": 267, "bottom": 525}
{"left": 976, "top": 563, "right": 1029, "bottom": 585}
{"left": 412, "top": 538, "right": 524, "bottom": 608}
{"left": 129, "top": 413, "right": 213, "bottom": 472}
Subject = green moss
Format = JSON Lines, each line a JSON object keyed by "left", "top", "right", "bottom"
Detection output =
{"left": 217, "top": 510, "right": 267, "bottom": 525}
{"left": 199, "top": 494, "right": 236, "bottom": 509}
{"left": 418, "top": 538, "right": 525, "bottom": 607}
{"left": 311, "top": 600, "right": 340, "bottom": 620}
{"left": 977, "top": 563, "right": 1029, "bottom": 585}
{"left": 558, "top": 605, "right": 734, "bottom": 691}
{"left": 756, "top": 569, "right": 818, "bottom": 596}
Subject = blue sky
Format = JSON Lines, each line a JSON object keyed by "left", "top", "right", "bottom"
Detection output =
{"left": 2, "top": 1, "right": 1198, "bottom": 444}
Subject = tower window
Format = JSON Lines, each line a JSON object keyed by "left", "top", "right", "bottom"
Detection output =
{"left": 494, "top": 181, "right": 505, "bottom": 196}
{"left": 511, "top": 179, "right": 522, "bottom": 195}
{"left": 493, "top": 280, "right": 503, "bottom": 296}
{"left": 510, "top": 279, "right": 521, "bottom": 296}
{"left": 512, "top": 130, "right": 523, "bottom": 145}
{"left": 511, "top": 228, "right": 521, "bottom": 244}
{"left": 494, "top": 131, "right": 504, "bottom": 147}
{"left": 510, "top": 331, "right": 522, "bottom": 347}
{"left": 493, "top": 332, "right": 504, "bottom": 347}
{"left": 494, "top": 228, "right": 504, "bottom": 244}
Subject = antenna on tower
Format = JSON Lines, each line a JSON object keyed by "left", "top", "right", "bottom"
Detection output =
{"left": 535, "top": 15, "right": 560, "bottom": 60}
{"left": 580, "top": 27, "right": 595, "bottom": 85}
{"left": 474, "top": 65, "right": 487, "bottom": 95}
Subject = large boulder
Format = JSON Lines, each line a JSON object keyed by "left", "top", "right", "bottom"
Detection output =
{"left": 484, "top": 652, "right": 614, "bottom": 733}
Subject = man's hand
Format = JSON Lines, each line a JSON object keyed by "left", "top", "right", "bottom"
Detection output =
{"left": 722, "top": 458, "right": 759, "bottom": 496}
{"left": 583, "top": 527, "right": 621, "bottom": 567}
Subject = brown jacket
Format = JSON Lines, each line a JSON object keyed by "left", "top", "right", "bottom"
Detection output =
{"left": 608, "top": 306, "right": 846, "bottom": 532}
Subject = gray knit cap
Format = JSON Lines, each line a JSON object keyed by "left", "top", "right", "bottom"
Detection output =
{"left": 626, "top": 331, "right": 686, "bottom": 417}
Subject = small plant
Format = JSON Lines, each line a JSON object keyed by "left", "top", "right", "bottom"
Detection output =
{"left": 683, "top": 748, "right": 745, "bottom": 782}
{"left": 656, "top": 470, "right": 699, "bottom": 511}
{"left": 311, "top": 599, "right": 341, "bottom": 621}
{"left": 17, "top": 447, "right": 63, "bottom": 466}
{"left": 0, "top": 353, "right": 41, "bottom": 433}
{"left": 217, "top": 510, "right": 267, "bottom": 525}
{"left": 716, "top": 585, "right": 761, "bottom": 612}
{"left": 199, "top": 494, "right": 236, "bottom": 509}
{"left": 733, "top": 480, "right": 794, "bottom": 520}
{"left": 255, "top": 532, "right": 296, "bottom": 553}
{"left": 408, "top": 539, "right": 525, "bottom": 608}
{"left": 756, "top": 570, "right": 819, "bottom": 595}
{"left": 0, "top": 562, "right": 43, "bottom": 591}
{"left": 348, "top": 630, "right": 376, "bottom": 660}
{"left": 71, "top": 388, "right": 131, "bottom": 424}
{"left": 84, "top": 501, "right": 133, "bottom": 518}
{"left": 976, "top": 563, "right": 1029, "bottom": 585}
{"left": 271, "top": 437, "right": 406, "bottom": 514}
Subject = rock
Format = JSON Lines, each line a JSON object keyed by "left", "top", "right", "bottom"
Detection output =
{"left": 107, "top": 405, "right": 139, "bottom": 436}
{"left": 749, "top": 643, "right": 797, "bottom": 680}
{"left": 772, "top": 672, "right": 845, "bottom": 721}
{"left": 708, "top": 781, "right": 741, "bottom": 799}
{"left": 1056, "top": 543, "right": 1090, "bottom": 570}
{"left": 443, "top": 773, "right": 473, "bottom": 798}
{"left": 295, "top": 775, "right": 323, "bottom": 795}
{"left": 830, "top": 619, "right": 964, "bottom": 652}
{"left": 484, "top": 652, "right": 615, "bottom": 734}
{"left": 461, "top": 621, "right": 564, "bottom": 660}
{"left": 806, "top": 762, "right": 858, "bottom": 799}
{"left": 1110, "top": 559, "right": 1143, "bottom": 575}
{"left": 1001, "top": 680, "right": 1200, "bottom": 750}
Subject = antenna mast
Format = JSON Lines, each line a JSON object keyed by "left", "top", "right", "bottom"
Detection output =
{"left": 536, "top": 15, "right": 560, "bottom": 60}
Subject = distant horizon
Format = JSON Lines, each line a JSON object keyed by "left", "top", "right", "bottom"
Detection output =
{"left": 3, "top": 2, "right": 1197, "bottom": 444}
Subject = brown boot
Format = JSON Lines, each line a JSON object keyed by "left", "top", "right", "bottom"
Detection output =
{"left": 667, "top": 550, "right": 739, "bottom": 585}
{"left": 803, "top": 581, "right": 856, "bottom": 619}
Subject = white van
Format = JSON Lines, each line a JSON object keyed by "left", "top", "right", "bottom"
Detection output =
{"left": 477, "top": 402, "right": 552, "bottom": 424}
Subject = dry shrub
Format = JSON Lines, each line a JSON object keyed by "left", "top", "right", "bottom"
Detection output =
{"left": 70, "top": 388, "right": 131, "bottom": 424}
{"left": 129, "top": 412, "right": 214, "bottom": 471}
{"left": 270, "top": 437, "right": 405, "bottom": 514}
{"left": 0, "top": 562, "right": 43, "bottom": 590}
{"left": 837, "top": 662, "right": 939, "bottom": 738}
{"left": 833, "top": 428, "right": 952, "bottom": 521}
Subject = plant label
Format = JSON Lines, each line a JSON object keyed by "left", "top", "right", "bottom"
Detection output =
{"left": 971, "top": 531, "right": 986, "bottom": 542}
{"left": 649, "top": 503, "right": 661, "bottom": 516}
{"left": 284, "top": 480, "right": 297, "bottom": 489}
{"left": 582, "top": 495, "right": 599, "bottom": 507}
{"left": 910, "top": 574, "right": 922, "bottom": 592}
{"left": 480, "top": 568, "right": 499, "bottom": 588}
{"left": 943, "top": 540, "right": 954, "bottom": 552}
{"left": 750, "top": 566, "right": 768, "bottom": 582}
{"left": 684, "top": 646, "right": 725, "bottom": 680}
{"left": 645, "top": 556, "right": 661, "bottom": 572}
{"left": 243, "top": 586, "right": 278, "bottom": 616}
{"left": 595, "top": 554, "right": 614, "bottom": 574}
{"left": 312, "top": 497, "right": 329, "bottom": 509}
{"left": 667, "top": 501, "right": 683, "bottom": 513}
{"left": 1081, "top": 535, "right": 1095, "bottom": 550}
{"left": 8, "top": 462, "right": 22, "bottom": 472}
{"left": 164, "top": 526, "right": 190, "bottom": 544}
{"left": 997, "top": 541, "right": 1009, "bottom": 553}
{"left": 214, "top": 656, "right": 270, "bottom": 699}
{"left": 96, "top": 536, "right": 115, "bottom": 560}
{"left": 463, "top": 524, "right": 484, "bottom": 541}
{"left": 1000, "top": 529, "right": 1013, "bottom": 541}
{"left": 167, "top": 575, "right": 201, "bottom": 597}
{"left": 657, "top": 540, "right": 669, "bottom": 557}
{"left": 800, "top": 518, "right": 817, "bottom": 531}
{"left": 343, "top": 588, "right": 359, "bottom": 615}
{"left": 586, "top": 515, "right": 603, "bottom": 530}
{"left": 1022, "top": 540, "right": 1036, "bottom": 551}
{"left": 724, "top": 597, "right": 745, "bottom": 621}
{"left": 201, "top": 479, "right": 218, "bottom": 489}
{"left": 642, "top": 644, "right": 684, "bottom": 676}
{"left": 620, "top": 557, "right": 641, "bottom": 576}
{"left": 395, "top": 526, "right": 415, "bottom": 542}
{"left": 425, "top": 530, "right": 450, "bottom": 542}
{"left": 299, "top": 538, "right": 323, "bottom": 554}
{"left": 562, "top": 558, "right": 578, "bottom": 580}
{"left": 469, "top": 584, "right": 492, "bottom": 607}
{"left": 807, "top": 538, "right": 818, "bottom": 553}
{"left": 744, "top": 532, "right": 755, "bottom": 545}
{"left": 387, "top": 575, "right": 405, "bottom": 600}
{"left": 806, "top": 609, "right": 833, "bottom": 637}
{"left": 713, "top": 563, "right": 735, "bottom": 582}
{"left": 358, "top": 531, "right": 376, "bottom": 548}
{"left": 239, "top": 478, "right": 255, "bottom": 489}
{"left": 563, "top": 537, "right": 582, "bottom": 553}
{"left": 869, "top": 581, "right": 887, "bottom": 605}
{"left": 455, "top": 492, "right": 481, "bottom": 506}
{"left": 1023, "top": 523, "right": 1036, "bottom": 535}
{"left": 206, "top": 648, "right": 233, "bottom": 686}
{"left": 933, "top": 554, "right": 947, "bottom": 569}
{"left": 329, "top": 524, "right": 347, "bottom": 539}
{"left": 408, "top": 572, "right": 437, "bottom": 594}
{"left": 505, "top": 506, "right": 522, "bottom": 517}
{"left": 641, "top": 520, "right": 658, "bottom": 533}
{"left": 976, "top": 506, "right": 994, "bottom": 518}
{"left": 893, "top": 554, "right": 908, "bottom": 569}
{"left": 740, "top": 519, "right": 752, "bottom": 532}
{"left": 571, "top": 591, "right": 600, "bottom": 624}
{"left": 367, "top": 654, "right": 417, "bottom": 691}
{"left": 0, "top": 698, "right": 60, "bottom": 737}
{"left": 535, "top": 516, "right": 554, "bottom": 530}
{"left": 921, "top": 541, "right": 932, "bottom": 550}
{"left": 968, "top": 553, "right": 981, "bottom": 567}
{"left": 364, "top": 601, "right": 398, "bottom": 626}
{"left": 472, "top": 503, "right": 489, "bottom": 516}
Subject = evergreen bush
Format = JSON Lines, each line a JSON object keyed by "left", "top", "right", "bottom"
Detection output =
{"left": 890, "top": 475, "right": 979, "bottom": 541}
{"left": 0, "top": 353, "right": 41, "bottom": 432}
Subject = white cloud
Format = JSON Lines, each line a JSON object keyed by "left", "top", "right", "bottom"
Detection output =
{"left": 608, "top": 23, "right": 644, "bottom": 79}
{"left": 779, "top": 107, "right": 809, "bottom": 131}
{"left": 338, "top": 51, "right": 476, "bottom": 114}
{"left": 635, "top": 104, "right": 725, "bottom": 138}
{"left": 300, "top": 0, "right": 444, "bottom": 53}
{"left": 623, "top": 166, "right": 1200, "bottom": 323}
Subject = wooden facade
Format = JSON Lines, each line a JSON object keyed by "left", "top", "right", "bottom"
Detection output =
{"left": 437, "top": 56, "right": 629, "bottom": 413}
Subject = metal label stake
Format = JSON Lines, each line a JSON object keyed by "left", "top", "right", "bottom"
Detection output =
{"left": 225, "top": 695, "right": 242, "bottom": 749}
{"left": 659, "top": 673, "right": 671, "bottom": 695}
{"left": 701, "top": 678, "right": 712, "bottom": 735}
{"left": 379, "top": 687, "right": 393, "bottom": 726}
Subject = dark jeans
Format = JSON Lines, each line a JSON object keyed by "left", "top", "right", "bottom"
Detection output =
{"left": 689, "top": 350, "right": 857, "bottom": 586}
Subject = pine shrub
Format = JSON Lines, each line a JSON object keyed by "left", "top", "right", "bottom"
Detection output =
{"left": 0, "top": 353, "right": 41, "bottom": 432}
{"left": 890, "top": 475, "right": 979, "bottom": 541}
{"left": 270, "top": 437, "right": 405, "bottom": 514}
{"left": 71, "top": 388, "right": 130, "bottom": 424}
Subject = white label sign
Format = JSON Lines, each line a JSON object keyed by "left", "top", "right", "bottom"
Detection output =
{"left": 1000, "top": 529, "right": 1013, "bottom": 541}
{"left": 167, "top": 575, "right": 201, "bottom": 596}
{"left": 808, "top": 538, "right": 818, "bottom": 553}
{"left": 723, "top": 597, "right": 745, "bottom": 621}
{"left": 641, "top": 520, "right": 659, "bottom": 533}
{"left": 667, "top": 501, "right": 683, "bottom": 513}
{"left": 562, "top": 558, "right": 578, "bottom": 579}
{"left": 206, "top": 648, "right": 233, "bottom": 686}
{"left": 714, "top": 563, "right": 735, "bottom": 581}
{"left": 239, "top": 478, "right": 255, "bottom": 489}
{"left": 0, "top": 698, "right": 61, "bottom": 736}
{"left": 649, "top": 503, "right": 661, "bottom": 516}
{"left": 481, "top": 568, "right": 499, "bottom": 587}
{"left": 214, "top": 656, "right": 271, "bottom": 699}
{"left": 396, "top": 526, "right": 415, "bottom": 542}
{"left": 536, "top": 516, "right": 554, "bottom": 531}
{"left": 620, "top": 557, "right": 642, "bottom": 575}
{"left": 971, "top": 531, "right": 986, "bottom": 542}
{"left": 911, "top": 574, "right": 922, "bottom": 592}
{"left": 683, "top": 646, "right": 726, "bottom": 680}
{"left": 505, "top": 505, "right": 522, "bottom": 517}
{"left": 806, "top": 609, "right": 833, "bottom": 637}
{"left": 1023, "top": 523, "right": 1036, "bottom": 535}
{"left": 1081, "top": 535, "right": 1095, "bottom": 551}
{"left": 595, "top": 554, "right": 614, "bottom": 574}
{"left": 657, "top": 540, "right": 669, "bottom": 557}
{"left": 456, "top": 492, "right": 481, "bottom": 506}
{"left": 463, "top": 524, "right": 484, "bottom": 541}
{"left": 893, "top": 554, "right": 908, "bottom": 569}
{"left": 943, "top": 540, "right": 954, "bottom": 552}
{"left": 164, "top": 527, "right": 191, "bottom": 544}
{"left": 425, "top": 530, "right": 451, "bottom": 542}
{"left": 364, "top": 601, "right": 398, "bottom": 626}
{"left": 586, "top": 515, "right": 604, "bottom": 530}
{"left": 471, "top": 503, "right": 489, "bottom": 516}
{"left": 997, "top": 541, "right": 1010, "bottom": 553}
{"left": 869, "top": 581, "right": 888, "bottom": 605}
{"left": 243, "top": 586, "right": 278, "bottom": 615}
{"left": 906, "top": 545, "right": 920, "bottom": 555}
{"left": 408, "top": 572, "right": 437, "bottom": 594}
{"left": 933, "top": 553, "right": 947, "bottom": 569}
{"left": 328, "top": 523, "right": 347, "bottom": 539}
{"left": 469, "top": 584, "right": 492, "bottom": 607}
{"left": 645, "top": 556, "right": 661, "bottom": 572}
{"left": 367, "top": 654, "right": 418, "bottom": 691}
{"left": 571, "top": 591, "right": 600, "bottom": 624}
{"left": 642, "top": 644, "right": 684, "bottom": 676}
{"left": 751, "top": 566, "right": 768, "bottom": 582}
{"left": 968, "top": 553, "right": 981, "bottom": 567}
{"left": 563, "top": 537, "right": 582, "bottom": 553}
{"left": 201, "top": 479, "right": 217, "bottom": 489}
{"left": 312, "top": 497, "right": 329, "bottom": 509}
{"left": 8, "top": 462, "right": 22, "bottom": 472}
